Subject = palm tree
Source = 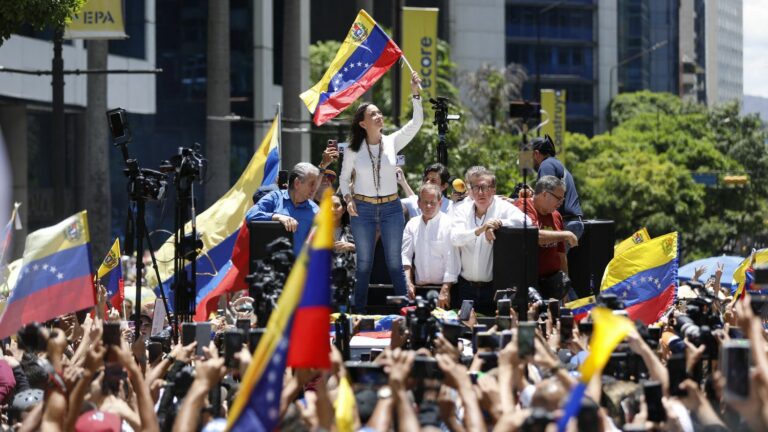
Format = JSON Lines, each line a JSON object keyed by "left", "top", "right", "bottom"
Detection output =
{"left": 460, "top": 63, "right": 527, "bottom": 129}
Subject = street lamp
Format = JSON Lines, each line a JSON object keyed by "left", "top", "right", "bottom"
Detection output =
{"left": 608, "top": 40, "right": 668, "bottom": 130}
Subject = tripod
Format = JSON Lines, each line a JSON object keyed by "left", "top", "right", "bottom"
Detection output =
{"left": 167, "top": 147, "right": 206, "bottom": 325}
{"left": 109, "top": 111, "right": 173, "bottom": 341}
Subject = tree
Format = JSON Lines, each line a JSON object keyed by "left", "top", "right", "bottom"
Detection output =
{"left": 460, "top": 63, "right": 527, "bottom": 130}
{"left": 575, "top": 91, "right": 768, "bottom": 260}
{"left": 0, "top": 0, "right": 85, "bottom": 43}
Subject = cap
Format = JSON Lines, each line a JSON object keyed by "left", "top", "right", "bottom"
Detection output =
{"left": 11, "top": 389, "right": 43, "bottom": 412}
{"left": 75, "top": 410, "right": 121, "bottom": 432}
{"left": 531, "top": 136, "right": 556, "bottom": 156}
{"left": 323, "top": 169, "right": 337, "bottom": 179}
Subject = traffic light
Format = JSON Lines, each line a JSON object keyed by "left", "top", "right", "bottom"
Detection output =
{"left": 723, "top": 175, "right": 749, "bottom": 186}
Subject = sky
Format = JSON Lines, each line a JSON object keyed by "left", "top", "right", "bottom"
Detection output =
{"left": 744, "top": 0, "right": 768, "bottom": 97}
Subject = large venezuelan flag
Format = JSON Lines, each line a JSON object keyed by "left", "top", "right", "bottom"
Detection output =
{"left": 599, "top": 232, "right": 679, "bottom": 324}
{"left": 96, "top": 238, "right": 124, "bottom": 310}
{"left": 300, "top": 10, "right": 403, "bottom": 126}
{"left": 569, "top": 232, "right": 678, "bottom": 325}
{"left": 148, "top": 117, "right": 280, "bottom": 312}
{"left": 227, "top": 190, "right": 335, "bottom": 431}
{"left": 0, "top": 211, "right": 96, "bottom": 339}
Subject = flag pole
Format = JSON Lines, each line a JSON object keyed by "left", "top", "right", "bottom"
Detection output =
{"left": 276, "top": 103, "right": 282, "bottom": 170}
{"left": 400, "top": 56, "right": 422, "bottom": 90}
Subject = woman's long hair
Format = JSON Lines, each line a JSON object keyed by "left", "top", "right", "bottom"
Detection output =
{"left": 348, "top": 102, "right": 373, "bottom": 152}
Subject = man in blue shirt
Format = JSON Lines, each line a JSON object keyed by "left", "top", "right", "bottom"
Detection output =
{"left": 532, "top": 136, "right": 584, "bottom": 240}
{"left": 245, "top": 162, "right": 320, "bottom": 255}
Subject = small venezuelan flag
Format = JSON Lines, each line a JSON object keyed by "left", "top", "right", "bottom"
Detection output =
{"left": 300, "top": 9, "right": 403, "bottom": 126}
{"left": 96, "top": 238, "right": 124, "bottom": 311}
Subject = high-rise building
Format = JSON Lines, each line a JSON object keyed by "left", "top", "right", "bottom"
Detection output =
{"left": 617, "top": 0, "right": 680, "bottom": 94}
{"left": 698, "top": 0, "right": 743, "bottom": 106}
{"left": 504, "top": 0, "right": 617, "bottom": 136}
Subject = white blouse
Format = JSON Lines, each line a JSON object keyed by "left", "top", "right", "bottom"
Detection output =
{"left": 339, "top": 98, "right": 423, "bottom": 198}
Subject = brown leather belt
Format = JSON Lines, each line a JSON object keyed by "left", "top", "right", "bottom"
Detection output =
{"left": 353, "top": 193, "right": 399, "bottom": 205}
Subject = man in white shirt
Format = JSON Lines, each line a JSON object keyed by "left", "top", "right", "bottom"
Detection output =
{"left": 450, "top": 167, "right": 531, "bottom": 314}
{"left": 401, "top": 184, "right": 460, "bottom": 308}
{"left": 401, "top": 163, "right": 452, "bottom": 218}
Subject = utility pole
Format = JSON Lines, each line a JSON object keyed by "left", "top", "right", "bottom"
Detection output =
{"left": 84, "top": 40, "right": 111, "bottom": 256}
{"left": 282, "top": 0, "right": 310, "bottom": 169}
{"left": 52, "top": 28, "right": 66, "bottom": 220}
{"left": 206, "top": 0, "right": 231, "bottom": 207}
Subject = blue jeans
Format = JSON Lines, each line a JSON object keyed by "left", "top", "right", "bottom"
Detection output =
{"left": 350, "top": 199, "right": 407, "bottom": 313}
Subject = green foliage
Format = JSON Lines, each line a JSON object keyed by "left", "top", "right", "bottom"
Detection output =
{"left": 0, "top": 0, "right": 85, "bottom": 44}
{"left": 580, "top": 91, "right": 768, "bottom": 259}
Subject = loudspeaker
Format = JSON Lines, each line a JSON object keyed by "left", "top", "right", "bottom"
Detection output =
{"left": 567, "top": 219, "right": 614, "bottom": 298}
{"left": 247, "top": 221, "right": 293, "bottom": 273}
{"left": 493, "top": 227, "right": 539, "bottom": 312}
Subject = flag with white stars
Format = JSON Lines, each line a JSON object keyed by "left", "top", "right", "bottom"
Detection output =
{"left": 598, "top": 232, "right": 679, "bottom": 324}
{"left": 0, "top": 211, "right": 95, "bottom": 339}
{"left": 300, "top": 9, "right": 403, "bottom": 125}
{"left": 227, "top": 190, "right": 336, "bottom": 431}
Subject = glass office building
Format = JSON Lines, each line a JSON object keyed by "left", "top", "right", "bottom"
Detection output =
{"left": 617, "top": 0, "right": 679, "bottom": 95}
{"left": 505, "top": 0, "right": 598, "bottom": 136}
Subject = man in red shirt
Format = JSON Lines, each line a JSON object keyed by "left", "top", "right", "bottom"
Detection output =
{"left": 515, "top": 176, "right": 578, "bottom": 299}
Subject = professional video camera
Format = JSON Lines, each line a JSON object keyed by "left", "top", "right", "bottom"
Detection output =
{"left": 246, "top": 237, "right": 294, "bottom": 324}
{"left": 331, "top": 252, "right": 356, "bottom": 312}
{"left": 408, "top": 291, "right": 440, "bottom": 350}
{"left": 160, "top": 144, "right": 207, "bottom": 188}
{"left": 157, "top": 363, "right": 195, "bottom": 431}
{"left": 429, "top": 96, "right": 460, "bottom": 166}
{"left": 107, "top": 108, "right": 168, "bottom": 202}
{"left": 387, "top": 290, "right": 440, "bottom": 350}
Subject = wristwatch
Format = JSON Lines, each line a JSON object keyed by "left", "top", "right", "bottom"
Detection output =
{"left": 163, "top": 353, "right": 176, "bottom": 363}
{"left": 377, "top": 386, "right": 392, "bottom": 399}
{"left": 412, "top": 94, "right": 421, "bottom": 100}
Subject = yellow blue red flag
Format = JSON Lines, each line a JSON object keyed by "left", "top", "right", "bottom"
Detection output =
{"left": 599, "top": 232, "right": 678, "bottom": 324}
{"left": 147, "top": 116, "right": 280, "bottom": 316}
{"left": 557, "top": 308, "right": 634, "bottom": 431}
{"left": 733, "top": 248, "right": 768, "bottom": 300}
{"left": 96, "top": 238, "right": 123, "bottom": 310}
{"left": 227, "top": 189, "right": 335, "bottom": 431}
{"left": 0, "top": 211, "right": 96, "bottom": 339}
{"left": 300, "top": 10, "right": 403, "bottom": 126}
{"left": 569, "top": 232, "right": 678, "bottom": 325}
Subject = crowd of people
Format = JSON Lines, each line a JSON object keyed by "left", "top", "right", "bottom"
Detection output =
{"left": 0, "top": 261, "right": 765, "bottom": 431}
{"left": 1, "top": 70, "right": 764, "bottom": 432}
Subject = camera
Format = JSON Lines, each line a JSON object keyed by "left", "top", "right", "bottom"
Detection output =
{"left": 407, "top": 291, "right": 440, "bottom": 350}
{"left": 161, "top": 144, "right": 208, "bottom": 188}
{"left": 332, "top": 251, "right": 356, "bottom": 311}
{"left": 245, "top": 237, "right": 294, "bottom": 324}
{"left": 107, "top": 108, "right": 131, "bottom": 145}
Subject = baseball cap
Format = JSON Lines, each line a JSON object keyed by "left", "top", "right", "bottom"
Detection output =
{"left": 531, "top": 136, "right": 556, "bottom": 156}
{"left": 75, "top": 410, "right": 121, "bottom": 432}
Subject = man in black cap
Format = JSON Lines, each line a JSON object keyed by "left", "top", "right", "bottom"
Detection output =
{"left": 531, "top": 135, "right": 584, "bottom": 241}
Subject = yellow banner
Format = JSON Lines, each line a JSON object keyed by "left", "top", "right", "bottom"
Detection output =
{"left": 540, "top": 89, "right": 567, "bottom": 161}
{"left": 401, "top": 7, "right": 439, "bottom": 116}
{"left": 65, "top": 0, "right": 127, "bottom": 40}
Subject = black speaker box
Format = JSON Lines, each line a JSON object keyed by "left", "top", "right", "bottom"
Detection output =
{"left": 247, "top": 221, "right": 293, "bottom": 273}
{"left": 566, "top": 219, "right": 615, "bottom": 298}
{"left": 493, "top": 227, "right": 539, "bottom": 314}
